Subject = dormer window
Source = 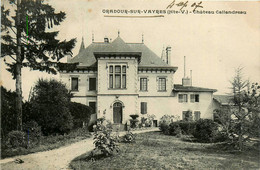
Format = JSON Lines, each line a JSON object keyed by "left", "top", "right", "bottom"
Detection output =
{"left": 109, "top": 64, "right": 126, "bottom": 89}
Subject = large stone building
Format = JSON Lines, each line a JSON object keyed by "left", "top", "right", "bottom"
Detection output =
{"left": 59, "top": 33, "right": 217, "bottom": 128}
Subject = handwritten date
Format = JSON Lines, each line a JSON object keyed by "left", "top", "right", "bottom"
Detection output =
{"left": 166, "top": 0, "right": 203, "bottom": 12}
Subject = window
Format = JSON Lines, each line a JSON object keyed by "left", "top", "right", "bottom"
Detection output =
{"left": 89, "top": 102, "right": 96, "bottom": 114}
{"left": 178, "top": 94, "right": 188, "bottom": 103}
{"left": 158, "top": 78, "right": 166, "bottom": 91}
{"left": 141, "top": 102, "right": 147, "bottom": 114}
{"left": 89, "top": 78, "right": 96, "bottom": 91}
{"left": 71, "top": 77, "right": 78, "bottom": 91}
{"left": 140, "top": 78, "right": 148, "bottom": 91}
{"left": 194, "top": 111, "right": 201, "bottom": 121}
{"left": 190, "top": 94, "right": 199, "bottom": 103}
{"left": 109, "top": 65, "right": 126, "bottom": 89}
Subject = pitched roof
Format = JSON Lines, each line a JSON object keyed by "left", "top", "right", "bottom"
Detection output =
{"left": 213, "top": 95, "right": 233, "bottom": 105}
{"left": 70, "top": 36, "right": 177, "bottom": 69}
{"left": 173, "top": 84, "right": 217, "bottom": 92}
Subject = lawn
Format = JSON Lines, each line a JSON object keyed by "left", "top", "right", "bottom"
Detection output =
{"left": 70, "top": 131, "right": 260, "bottom": 170}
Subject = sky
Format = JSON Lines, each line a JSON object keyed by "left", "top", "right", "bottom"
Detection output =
{"left": 1, "top": 0, "right": 259, "bottom": 100}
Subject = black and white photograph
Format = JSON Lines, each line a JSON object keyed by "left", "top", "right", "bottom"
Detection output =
{"left": 1, "top": 0, "right": 259, "bottom": 169}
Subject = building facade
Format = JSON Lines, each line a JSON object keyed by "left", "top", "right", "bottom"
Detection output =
{"left": 59, "top": 34, "right": 217, "bottom": 128}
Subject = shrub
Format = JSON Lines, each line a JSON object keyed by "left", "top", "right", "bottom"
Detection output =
{"left": 1, "top": 87, "right": 17, "bottom": 138}
{"left": 6, "top": 131, "right": 26, "bottom": 148}
{"left": 168, "top": 122, "right": 182, "bottom": 136}
{"left": 178, "top": 121, "right": 196, "bottom": 135}
{"left": 192, "top": 119, "right": 219, "bottom": 142}
{"left": 23, "top": 121, "right": 42, "bottom": 144}
{"left": 160, "top": 122, "right": 170, "bottom": 135}
{"left": 122, "top": 130, "right": 135, "bottom": 143}
{"left": 159, "top": 115, "right": 175, "bottom": 134}
{"left": 92, "top": 121, "right": 119, "bottom": 157}
{"left": 68, "top": 102, "right": 92, "bottom": 128}
{"left": 29, "top": 79, "right": 73, "bottom": 135}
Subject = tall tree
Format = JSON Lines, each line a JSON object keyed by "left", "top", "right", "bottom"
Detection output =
{"left": 229, "top": 67, "right": 260, "bottom": 150}
{"left": 1, "top": 0, "right": 76, "bottom": 130}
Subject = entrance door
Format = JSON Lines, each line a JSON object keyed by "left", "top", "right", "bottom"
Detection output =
{"left": 113, "top": 102, "right": 122, "bottom": 124}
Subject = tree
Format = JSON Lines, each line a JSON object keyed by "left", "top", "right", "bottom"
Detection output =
{"left": 1, "top": 0, "right": 76, "bottom": 130}
{"left": 228, "top": 67, "right": 259, "bottom": 150}
{"left": 29, "top": 79, "right": 73, "bottom": 135}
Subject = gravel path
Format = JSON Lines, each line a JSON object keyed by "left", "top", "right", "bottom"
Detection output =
{"left": 0, "top": 128, "right": 159, "bottom": 170}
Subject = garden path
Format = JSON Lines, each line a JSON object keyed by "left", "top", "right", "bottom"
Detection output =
{"left": 0, "top": 128, "right": 159, "bottom": 170}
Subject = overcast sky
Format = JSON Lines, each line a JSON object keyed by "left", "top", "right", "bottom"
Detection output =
{"left": 1, "top": 0, "right": 259, "bottom": 100}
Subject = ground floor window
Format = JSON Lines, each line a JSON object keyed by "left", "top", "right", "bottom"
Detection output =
{"left": 89, "top": 102, "right": 96, "bottom": 114}
{"left": 194, "top": 111, "right": 201, "bottom": 121}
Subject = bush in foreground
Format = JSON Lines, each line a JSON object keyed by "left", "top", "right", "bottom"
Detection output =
{"left": 92, "top": 120, "right": 119, "bottom": 157}
{"left": 192, "top": 119, "right": 219, "bottom": 142}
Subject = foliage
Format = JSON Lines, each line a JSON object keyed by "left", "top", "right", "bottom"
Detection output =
{"left": 142, "top": 114, "right": 156, "bottom": 127}
{"left": 1, "top": 87, "right": 17, "bottom": 138}
{"left": 160, "top": 121, "right": 196, "bottom": 136}
{"left": 6, "top": 130, "right": 26, "bottom": 148}
{"left": 1, "top": 127, "right": 91, "bottom": 159}
{"left": 216, "top": 67, "right": 260, "bottom": 150}
{"left": 68, "top": 102, "right": 92, "bottom": 128}
{"left": 92, "top": 121, "right": 119, "bottom": 157}
{"left": 23, "top": 120, "right": 42, "bottom": 144}
{"left": 122, "top": 130, "right": 135, "bottom": 143}
{"left": 1, "top": 0, "right": 76, "bottom": 130}
{"left": 159, "top": 115, "right": 175, "bottom": 125}
{"left": 178, "top": 121, "right": 196, "bottom": 135}
{"left": 183, "top": 110, "right": 193, "bottom": 122}
{"left": 1, "top": 0, "right": 76, "bottom": 77}
{"left": 192, "top": 119, "right": 219, "bottom": 143}
{"left": 168, "top": 122, "right": 182, "bottom": 136}
{"left": 29, "top": 79, "right": 73, "bottom": 135}
{"left": 159, "top": 115, "right": 175, "bottom": 134}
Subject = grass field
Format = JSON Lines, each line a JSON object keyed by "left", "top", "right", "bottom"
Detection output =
{"left": 70, "top": 131, "right": 259, "bottom": 170}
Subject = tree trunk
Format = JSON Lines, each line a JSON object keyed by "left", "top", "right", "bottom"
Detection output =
{"left": 16, "top": 0, "right": 23, "bottom": 131}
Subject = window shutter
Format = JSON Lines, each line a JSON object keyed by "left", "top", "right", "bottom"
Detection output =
{"left": 141, "top": 102, "right": 147, "bottom": 114}
{"left": 141, "top": 102, "right": 144, "bottom": 114}
{"left": 144, "top": 102, "right": 147, "bottom": 114}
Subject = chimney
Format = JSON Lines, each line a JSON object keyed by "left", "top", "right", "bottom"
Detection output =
{"left": 182, "top": 56, "right": 192, "bottom": 86}
{"left": 104, "top": 37, "right": 109, "bottom": 43}
{"left": 166, "top": 46, "right": 171, "bottom": 65}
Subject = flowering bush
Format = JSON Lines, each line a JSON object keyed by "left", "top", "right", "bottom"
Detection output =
{"left": 92, "top": 121, "right": 119, "bottom": 157}
{"left": 123, "top": 130, "right": 135, "bottom": 143}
